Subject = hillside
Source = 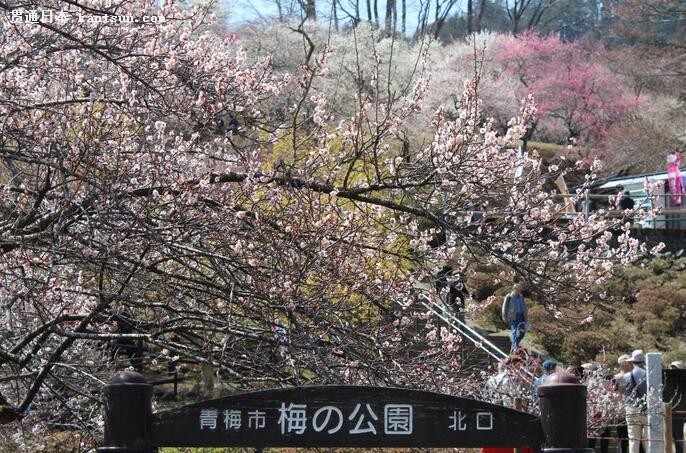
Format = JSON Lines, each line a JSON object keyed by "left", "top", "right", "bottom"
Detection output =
{"left": 469, "top": 257, "right": 686, "bottom": 366}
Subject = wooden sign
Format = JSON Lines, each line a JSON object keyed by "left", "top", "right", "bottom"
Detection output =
{"left": 151, "top": 385, "right": 543, "bottom": 448}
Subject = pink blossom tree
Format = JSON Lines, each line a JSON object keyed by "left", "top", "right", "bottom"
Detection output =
{"left": 0, "top": 1, "right": 655, "bottom": 447}
{"left": 491, "top": 32, "right": 638, "bottom": 148}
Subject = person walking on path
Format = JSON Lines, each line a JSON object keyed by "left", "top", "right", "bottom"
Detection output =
{"left": 434, "top": 265, "right": 451, "bottom": 307}
{"left": 611, "top": 185, "right": 625, "bottom": 210}
{"left": 623, "top": 350, "right": 648, "bottom": 453}
{"left": 502, "top": 284, "right": 528, "bottom": 352}
{"left": 434, "top": 266, "right": 470, "bottom": 322}
{"left": 446, "top": 274, "right": 469, "bottom": 320}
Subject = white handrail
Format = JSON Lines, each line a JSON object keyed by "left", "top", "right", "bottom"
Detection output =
{"left": 408, "top": 287, "right": 535, "bottom": 379}
{"left": 416, "top": 295, "right": 506, "bottom": 362}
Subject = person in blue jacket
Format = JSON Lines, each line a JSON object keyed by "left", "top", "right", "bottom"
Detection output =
{"left": 502, "top": 284, "right": 528, "bottom": 352}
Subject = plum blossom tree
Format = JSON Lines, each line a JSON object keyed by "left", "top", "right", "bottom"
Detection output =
{"left": 601, "top": 92, "right": 685, "bottom": 174}
{"left": 429, "top": 32, "right": 524, "bottom": 130}
{"left": 0, "top": 0, "right": 656, "bottom": 447}
{"left": 504, "top": 0, "right": 556, "bottom": 35}
{"left": 239, "top": 20, "right": 431, "bottom": 126}
{"left": 490, "top": 32, "right": 638, "bottom": 148}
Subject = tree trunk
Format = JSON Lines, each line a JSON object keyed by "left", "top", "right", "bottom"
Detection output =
{"left": 526, "top": 1, "right": 548, "bottom": 31}
{"left": 401, "top": 0, "right": 406, "bottom": 35}
{"left": 200, "top": 363, "right": 215, "bottom": 398}
{"left": 366, "top": 0, "right": 372, "bottom": 22}
{"left": 385, "top": 0, "right": 396, "bottom": 34}
{"left": 467, "top": 0, "right": 473, "bottom": 34}
{"left": 276, "top": 0, "right": 284, "bottom": 21}
{"left": 304, "top": 0, "right": 316, "bottom": 20}
{"left": 521, "top": 120, "right": 538, "bottom": 153}
{"left": 432, "top": 0, "right": 457, "bottom": 39}
{"left": 476, "top": 0, "right": 485, "bottom": 32}
{"left": 373, "top": 0, "right": 379, "bottom": 27}
{"left": 333, "top": 0, "right": 339, "bottom": 31}
{"left": 419, "top": 0, "right": 430, "bottom": 35}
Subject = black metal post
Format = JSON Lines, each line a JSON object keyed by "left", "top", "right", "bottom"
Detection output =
{"left": 537, "top": 371, "right": 593, "bottom": 453}
{"left": 98, "top": 371, "right": 156, "bottom": 453}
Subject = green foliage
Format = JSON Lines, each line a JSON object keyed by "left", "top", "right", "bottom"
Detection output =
{"left": 526, "top": 305, "right": 565, "bottom": 358}
{"left": 469, "top": 271, "right": 505, "bottom": 301}
{"left": 566, "top": 258, "right": 686, "bottom": 363}
{"left": 562, "top": 331, "right": 613, "bottom": 366}
{"left": 469, "top": 257, "right": 686, "bottom": 365}
{"left": 558, "top": 260, "right": 686, "bottom": 364}
{"left": 468, "top": 272, "right": 508, "bottom": 329}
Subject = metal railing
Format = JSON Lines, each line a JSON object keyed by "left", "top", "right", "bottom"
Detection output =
{"left": 406, "top": 284, "right": 535, "bottom": 379}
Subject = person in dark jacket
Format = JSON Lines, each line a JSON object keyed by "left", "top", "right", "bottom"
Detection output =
{"left": 618, "top": 191, "right": 635, "bottom": 210}
{"left": 624, "top": 350, "right": 648, "bottom": 453}
{"left": 436, "top": 266, "right": 469, "bottom": 320}
{"left": 435, "top": 266, "right": 452, "bottom": 294}
{"left": 446, "top": 275, "right": 469, "bottom": 321}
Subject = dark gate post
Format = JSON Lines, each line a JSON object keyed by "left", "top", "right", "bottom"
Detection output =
{"left": 97, "top": 371, "right": 156, "bottom": 453}
{"left": 537, "top": 371, "right": 593, "bottom": 453}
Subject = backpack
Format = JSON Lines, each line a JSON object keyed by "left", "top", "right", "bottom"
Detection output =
{"left": 502, "top": 294, "right": 512, "bottom": 321}
{"left": 627, "top": 371, "right": 647, "bottom": 410}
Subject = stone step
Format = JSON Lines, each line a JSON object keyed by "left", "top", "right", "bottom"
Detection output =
{"left": 458, "top": 334, "right": 511, "bottom": 373}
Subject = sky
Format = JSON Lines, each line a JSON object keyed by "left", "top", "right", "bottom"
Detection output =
{"left": 222, "top": 0, "right": 472, "bottom": 33}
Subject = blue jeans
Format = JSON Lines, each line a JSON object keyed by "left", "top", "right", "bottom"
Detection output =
{"left": 509, "top": 315, "right": 526, "bottom": 350}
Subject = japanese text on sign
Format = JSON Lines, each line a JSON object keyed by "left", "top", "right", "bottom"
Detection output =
{"left": 199, "top": 402, "right": 415, "bottom": 435}
{"left": 449, "top": 411, "right": 494, "bottom": 431}
{"left": 198, "top": 403, "right": 495, "bottom": 435}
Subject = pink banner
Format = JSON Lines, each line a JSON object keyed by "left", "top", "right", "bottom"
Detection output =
{"left": 667, "top": 151, "right": 684, "bottom": 206}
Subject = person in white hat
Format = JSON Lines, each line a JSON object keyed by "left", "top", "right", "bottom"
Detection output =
{"left": 615, "top": 355, "right": 633, "bottom": 392}
{"left": 614, "top": 354, "right": 633, "bottom": 453}
{"left": 623, "top": 350, "right": 647, "bottom": 453}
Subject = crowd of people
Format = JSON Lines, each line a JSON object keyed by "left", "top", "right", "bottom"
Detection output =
{"left": 433, "top": 269, "right": 685, "bottom": 453}
{"left": 482, "top": 348, "right": 685, "bottom": 453}
{"left": 585, "top": 351, "right": 685, "bottom": 453}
